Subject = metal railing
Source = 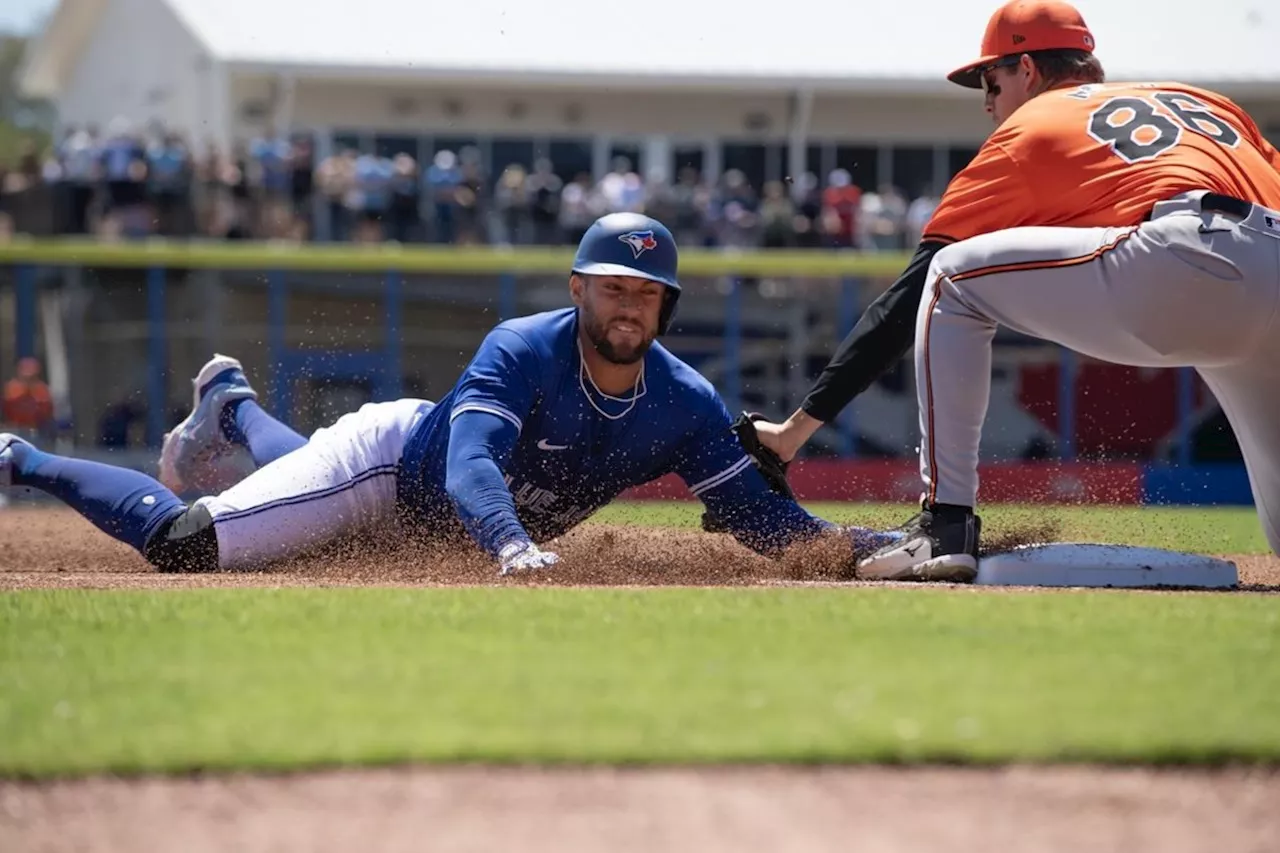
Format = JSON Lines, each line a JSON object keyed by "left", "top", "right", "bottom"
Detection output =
{"left": 0, "top": 238, "right": 1203, "bottom": 465}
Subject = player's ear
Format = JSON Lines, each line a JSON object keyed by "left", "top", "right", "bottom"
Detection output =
{"left": 1019, "top": 53, "right": 1039, "bottom": 90}
{"left": 569, "top": 273, "right": 587, "bottom": 307}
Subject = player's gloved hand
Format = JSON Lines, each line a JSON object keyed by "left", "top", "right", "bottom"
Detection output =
{"left": 729, "top": 412, "right": 795, "bottom": 498}
{"left": 749, "top": 419, "right": 797, "bottom": 462}
{"left": 844, "top": 525, "right": 906, "bottom": 556}
{"left": 498, "top": 540, "right": 561, "bottom": 576}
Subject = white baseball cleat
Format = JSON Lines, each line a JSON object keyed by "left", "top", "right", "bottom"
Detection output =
{"left": 857, "top": 507, "right": 982, "bottom": 582}
{"left": 158, "top": 355, "right": 259, "bottom": 494}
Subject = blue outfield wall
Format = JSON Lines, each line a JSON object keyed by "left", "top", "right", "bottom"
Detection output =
{"left": 1142, "top": 463, "right": 1255, "bottom": 506}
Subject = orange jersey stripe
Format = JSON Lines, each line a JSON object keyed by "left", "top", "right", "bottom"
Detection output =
{"left": 922, "top": 280, "right": 946, "bottom": 506}
{"left": 948, "top": 228, "right": 1138, "bottom": 284}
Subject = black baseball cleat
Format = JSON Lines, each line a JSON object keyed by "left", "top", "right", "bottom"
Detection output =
{"left": 856, "top": 506, "right": 981, "bottom": 582}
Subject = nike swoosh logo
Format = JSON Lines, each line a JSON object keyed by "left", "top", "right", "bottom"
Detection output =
{"left": 537, "top": 439, "right": 570, "bottom": 451}
{"left": 903, "top": 542, "right": 924, "bottom": 557}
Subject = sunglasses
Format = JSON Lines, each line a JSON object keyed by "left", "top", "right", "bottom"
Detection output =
{"left": 979, "top": 55, "right": 1023, "bottom": 96}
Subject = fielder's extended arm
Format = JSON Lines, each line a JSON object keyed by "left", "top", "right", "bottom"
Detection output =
{"left": 799, "top": 239, "right": 947, "bottom": 424}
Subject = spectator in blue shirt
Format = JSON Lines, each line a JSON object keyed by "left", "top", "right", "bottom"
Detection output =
{"left": 147, "top": 132, "right": 192, "bottom": 236}
{"left": 58, "top": 126, "right": 100, "bottom": 235}
{"left": 250, "top": 131, "right": 294, "bottom": 239}
{"left": 250, "top": 132, "right": 293, "bottom": 198}
{"left": 353, "top": 152, "right": 394, "bottom": 242}
{"left": 98, "top": 117, "right": 149, "bottom": 238}
{"left": 425, "top": 149, "right": 462, "bottom": 244}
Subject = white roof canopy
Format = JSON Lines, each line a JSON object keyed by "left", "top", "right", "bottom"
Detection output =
{"left": 162, "top": 0, "right": 1280, "bottom": 89}
{"left": 20, "top": 0, "right": 1280, "bottom": 100}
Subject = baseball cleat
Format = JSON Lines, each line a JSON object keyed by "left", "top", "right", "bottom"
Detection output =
{"left": 158, "top": 355, "right": 258, "bottom": 493}
{"left": 846, "top": 525, "right": 908, "bottom": 557}
{"left": 0, "top": 433, "right": 33, "bottom": 489}
{"left": 857, "top": 507, "right": 981, "bottom": 582}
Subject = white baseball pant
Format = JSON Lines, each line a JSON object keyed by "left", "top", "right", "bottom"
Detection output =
{"left": 196, "top": 398, "right": 432, "bottom": 569}
{"left": 918, "top": 191, "right": 1280, "bottom": 551}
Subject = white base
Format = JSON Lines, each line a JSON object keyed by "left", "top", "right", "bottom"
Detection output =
{"left": 976, "top": 543, "right": 1238, "bottom": 589}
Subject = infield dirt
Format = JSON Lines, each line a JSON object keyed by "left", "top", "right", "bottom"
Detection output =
{"left": 3, "top": 507, "right": 1278, "bottom": 852}
{"left": 2, "top": 507, "right": 1278, "bottom": 590}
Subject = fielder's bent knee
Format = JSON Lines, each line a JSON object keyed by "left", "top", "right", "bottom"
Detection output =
{"left": 143, "top": 503, "right": 220, "bottom": 573}
{"left": 929, "top": 242, "right": 972, "bottom": 281}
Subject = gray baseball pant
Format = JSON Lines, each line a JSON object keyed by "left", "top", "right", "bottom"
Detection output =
{"left": 918, "top": 191, "right": 1280, "bottom": 551}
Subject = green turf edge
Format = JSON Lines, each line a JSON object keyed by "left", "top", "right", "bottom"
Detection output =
{"left": 592, "top": 502, "right": 1273, "bottom": 555}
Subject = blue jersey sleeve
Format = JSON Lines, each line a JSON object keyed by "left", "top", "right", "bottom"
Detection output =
{"left": 445, "top": 411, "right": 530, "bottom": 557}
{"left": 449, "top": 327, "right": 540, "bottom": 435}
{"left": 441, "top": 327, "right": 544, "bottom": 558}
{"left": 673, "top": 397, "right": 832, "bottom": 557}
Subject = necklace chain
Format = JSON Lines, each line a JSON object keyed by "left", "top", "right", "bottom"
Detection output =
{"left": 577, "top": 337, "right": 646, "bottom": 421}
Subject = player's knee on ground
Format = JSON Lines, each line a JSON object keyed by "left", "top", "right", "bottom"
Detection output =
{"left": 142, "top": 503, "right": 220, "bottom": 573}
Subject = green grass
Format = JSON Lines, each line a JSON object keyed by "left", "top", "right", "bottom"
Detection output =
{"left": 2, "top": 502, "right": 1277, "bottom": 778}
{"left": 595, "top": 502, "right": 1273, "bottom": 554}
{"left": 3, "top": 585, "right": 1279, "bottom": 778}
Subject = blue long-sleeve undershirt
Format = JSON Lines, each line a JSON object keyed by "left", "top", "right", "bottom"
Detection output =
{"left": 444, "top": 409, "right": 529, "bottom": 557}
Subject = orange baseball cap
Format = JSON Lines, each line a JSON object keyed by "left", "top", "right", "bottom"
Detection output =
{"left": 948, "top": 0, "right": 1096, "bottom": 89}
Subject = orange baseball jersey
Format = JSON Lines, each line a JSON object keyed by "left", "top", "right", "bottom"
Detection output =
{"left": 923, "top": 82, "right": 1280, "bottom": 245}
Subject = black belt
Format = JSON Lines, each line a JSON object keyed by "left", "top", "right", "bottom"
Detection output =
{"left": 1144, "top": 192, "right": 1252, "bottom": 221}
{"left": 1200, "top": 192, "right": 1253, "bottom": 218}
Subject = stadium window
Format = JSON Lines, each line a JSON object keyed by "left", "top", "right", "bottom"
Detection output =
{"left": 721, "top": 143, "right": 768, "bottom": 191}
{"left": 671, "top": 144, "right": 705, "bottom": 179}
{"left": 547, "top": 138, "right": 593, "bottom": 183}
{"left": 765, "top": 143, "right": 787, "bottom": 184}
{"left": 804, "top": 144, "right": 826, "bottom": 181}
{"left": 433, "top": 136, "right": 478, "bottom": 158}
{"left": 948, "top": 146, "right": 982, "bottom": 180}
{"left": 491, "top": 137, "right": 536, "bottom": 172}
{"left": 609, "top": 141, "right": 643, "bottom": 174}
{"left": 374, "top": 135, "right": 419, "bottom": 159}
{"left": 332, "top": 131, "right": 363, "bottom": 155}
{"left": 891, "top": 146, "right": 935, "bottom": 197}
{"left": 834, "top": 145, "right": 878, "bottom": 190}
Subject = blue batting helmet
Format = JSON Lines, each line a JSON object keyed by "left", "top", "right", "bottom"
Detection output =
{"left": 572, "top": 213, "right": 681, "bottom": 334}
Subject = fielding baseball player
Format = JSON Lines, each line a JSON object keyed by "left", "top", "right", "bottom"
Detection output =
{"left": 749, "top": 0, "right": 1280, "bottom": 582}
{"left": 0, "top": 213, "right": 897, "bottom": 575}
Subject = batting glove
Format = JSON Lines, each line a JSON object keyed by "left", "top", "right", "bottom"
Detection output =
{"left": 498, "top": 540, "right": 561, "bottom": 576}
{"left": 845, "top": 525, "right": 906, "bottom": 554}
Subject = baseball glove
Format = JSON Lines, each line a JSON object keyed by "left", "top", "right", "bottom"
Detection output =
{"left": 701, "top": 412, "right": 795, "bottom": 533}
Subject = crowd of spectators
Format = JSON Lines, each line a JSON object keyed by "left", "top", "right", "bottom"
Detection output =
{"left": 0, "top": 119, "right": 942, "bottom": 250}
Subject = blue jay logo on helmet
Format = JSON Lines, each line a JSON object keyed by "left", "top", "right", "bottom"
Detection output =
{"left": 573, "top": 213, "right": 682, "bottom": 334}
{"left": 619, "top": 230, "right": 659, "bottom": 259}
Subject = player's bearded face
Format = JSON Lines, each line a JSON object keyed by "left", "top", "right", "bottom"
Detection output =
{"left": 574, "top": 275, "right": 663, "bottom": 364}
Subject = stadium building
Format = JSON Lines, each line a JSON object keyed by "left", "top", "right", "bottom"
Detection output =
{"left": 18, "top": 0, "right": 1280, "bottom": 196}
{"left": 8, "top": 0, "right": 1280, "bottom": 491}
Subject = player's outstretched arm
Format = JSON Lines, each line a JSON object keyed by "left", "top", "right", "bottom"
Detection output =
{"left": 756, "top": 141, "right": 1031, "bottom": 462}
{"left": 752, "top": 239, "right": 948, "bottom": 462}
{"left": 445, "top": 410, "right": 559, "bottom": 575}
{"left": 439, "top": 325, "right": 558, "bottom": 576}
{"left": 675, "top": 401, "right": 838, "bottom": 557}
